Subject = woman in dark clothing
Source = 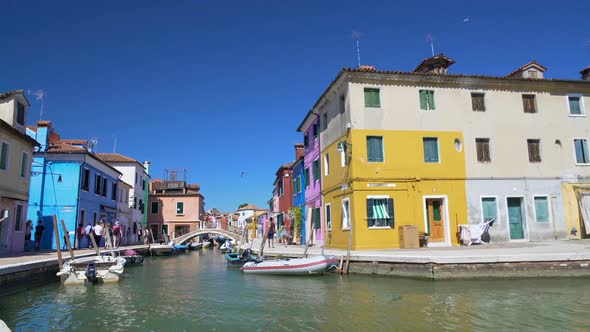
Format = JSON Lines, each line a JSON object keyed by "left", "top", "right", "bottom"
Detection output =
{"left": 34, "top": 220, "right": 45, "bottom": 251}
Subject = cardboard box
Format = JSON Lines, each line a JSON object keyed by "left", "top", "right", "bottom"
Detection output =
{"left": 399, "top": 225, "right": 419, "bottom": 249}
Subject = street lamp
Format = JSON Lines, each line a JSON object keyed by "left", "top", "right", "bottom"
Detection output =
{"left": 31, "top": 171, "right": 63, "bottom": 183}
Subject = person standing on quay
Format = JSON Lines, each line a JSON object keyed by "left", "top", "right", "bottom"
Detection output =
{"left": 24, "top": 220, "right": 33, "bottom": 251}
{"left": 76, "top": 223, "right": 86, "bottom": 249}
{"left": 85, "top": 223, "right": 92, "bottom": 248}
{"left": 93, "top": 221, "right": 104, "bottom": 249}
{"left": 267, "top": 217, "right": 276, "bottom": 248}
{"left": 113, "top": 220, "right": 122, "bottom": 249}
{"left": 34, "top": 220, "right": 45, "bottom": 251}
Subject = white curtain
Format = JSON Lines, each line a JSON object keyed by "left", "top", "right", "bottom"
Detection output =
{"left": 579, "top": 193, "right": 590, "bottom": 235}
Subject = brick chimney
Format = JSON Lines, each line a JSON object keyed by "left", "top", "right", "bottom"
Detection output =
{"left": 414, "top": 53, "right": 455, "bottom": 75}
{"left": 295, "top": 143, "right": 304, "bottom": 160}
{"left": 581, "top": 66, "right": 590, "bottom": 81}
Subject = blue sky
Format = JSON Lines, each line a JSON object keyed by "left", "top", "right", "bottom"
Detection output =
{"left": 1, "top": 0, "right": 588, "bottom": 212}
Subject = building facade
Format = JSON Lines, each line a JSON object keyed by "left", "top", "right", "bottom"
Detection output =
{"left": 306, "top": 55, "right": 590, "bottom": 249}
{"left": 292, "top": 153, "right": 306, "bottom": 243}
{"left": 272, "top": 162, "right": 294, "bottom": 232}
{"left": 117, "top": 181, "right": 132, "bottom": 245}
{"left": 0, "top": 90, "right": 37, "bottom": 254}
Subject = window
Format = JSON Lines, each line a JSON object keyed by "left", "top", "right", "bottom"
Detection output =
{"left": 277, "top": 213, "right": 284, "bottom": 228}
{"left": 325, "top": 204, "right": 332, "bottom": 231}
{"left": 481, "top": 197, "right": 497, "bottom": 223}
{"left": 177, "top": 202, "right": 185, "bottom": 215}
{"left": 529, "top": 71, "right": 538, "bottom": 79}
{"left": 304, "top": 134, "right": 309, "bottom": 149}
{"left": 20, "top": 152, "right": 29, "bottom": 178}
{"left": 419, "top": 90, "right": 435, "bottom": 110}
{"left": 298, "top": 175, "right": 302, "bottom": 193}
{"left": 471, "top": 93, "right": 486, "bottom": 112}
{"left": 341, "top": 198, "right": 350, "bottom": 230}
{"left": 142, "top": 179, "right": 146, "bottom": 191}
{"left": 574, "top": 139, "right": 589, "bottom": 164}
{"left": 102, "top": 178, "right": 108, "bottom": 197}
{"left": 80, "top": 210, "right": 86, "bottom": 224}
{"left": 135, "top": 172, "right": 138, "bottom": 184}
{"left": 366, "top": 136, "right": 383, "bottom": 162}
{"left": 95, "top": 174, "right": 101, "bottom": 195}
{"left": 527, "top": 139, "right": 541, "bottom": 163}
{"left": 340, "top": 143, "right": 347, "bottom": 167}
{"left": 534, "top": 196, "right": 550, "bottom": 222}
{"left": 364, "top": 88, "right": 380, "bottom": 108}
{"left": 476, "top": 138, "right": 491, "bottom": 162}
{"left": 14, "top": 204, "right": 23, "bottom": 231}
{"left": 133, "top": 198, "right": 137, "bottom": 209}
{"left": 93, "top": 212, "right": 98, "bottom": 223}
{"left": 278, "top": 178, "right": 284, "bottom": 196}
{"left": 82, "top": 169, "right": 90, "bottom": 191}
{"left": 339, "top": 94, "right": 346, "bottom": 114}
{"left": 313, "top": 159, "right": 320, "bottom": 181}
{"left": 151, "top": 202, "right": 159, "bottom": 214}
{"left": 16, "top": 103, "right": 25, "bottom": 126}
{"left": 568, "top": 96, "right": 583, "bottom": 115}
{"left": 423, "top": 137, "right": 439, "bottom": 163}
{"left": 367, "top": 197, "right": 394, "bottom": 228}
{"left": 313, "top": 123, "right": 318, "bottom": 139}
{"left": 0, "top": 142, "right": 9, "bottom": 171}
{"left": 522, "top": 94, "right": 537, "bottom": 113}
{"left": 324, "top": 153, "right": 329, "bottom": 176}
{"left": 304, "top": 167, "right": 310, "bottom": 187}
{"left": 322, "top": 113, "right": 328, "bottom": 130}
{"left": 111, "top": 183, "right": 117, "bottom": 200}
{"left": 313, "top": 207, "right": 321, "bottom": 230}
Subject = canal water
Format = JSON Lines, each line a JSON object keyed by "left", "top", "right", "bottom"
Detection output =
{"left": 1, "top": 249, "right": 590, "bottom": 331}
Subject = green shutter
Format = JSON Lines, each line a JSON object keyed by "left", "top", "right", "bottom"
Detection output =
{"left": 423, "top": 138, "right": 439, "bottom": 163}
{"left": 420, "top": 90, "right": 435, "bottom": 110}
{"left": 313, "top": 208, "right": 321, "bottom": 229}
{"left": 428, "top": 90, "right": 435, "bottom": 110}
{"left": 387, "top": 198, "right": 394, "bottom": 227}
{"left": 367, "top": 136, "right": 383, "bottom": 162}
{"left": 367, "top": 199, "right": 374, "bottom": 227}
{"left": 534, "top": 197, "right": 549, "bottom": 222}
{"left": 433, "top": 201, "right": 441, "bottom": 221}
{"left": 569, "top": 97, "right": 582, "bottom": 115}
{"left": 0, "top": 143, "right": 7, "bottom": 170}
{"left": 575, "top": 139, "right": 588, "bottom": 163}
{"left": 482, "top": 198, "right": 497, "bottom": 221}
{"left": 419, "top": 90, "right": 427, "bottom": 110}
{"left": 364, "top": 88, "right": 380, "bottom": 107}
{"left": 313, "top": 160, "right": 320, "bottom": 181}
{"left": 304, "top": 168, "right": 310, "bottom": 186}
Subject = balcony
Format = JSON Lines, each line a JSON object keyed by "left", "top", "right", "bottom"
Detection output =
{"left": 151, "top": 180, "right": 186, "bottom": 191}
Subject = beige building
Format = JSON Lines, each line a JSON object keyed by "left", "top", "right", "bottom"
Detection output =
{"left": 148, "top": 170, "right": 205, "bottom": 241}
{"left": 0, "top": 90, "right": 38, "bottom": 254}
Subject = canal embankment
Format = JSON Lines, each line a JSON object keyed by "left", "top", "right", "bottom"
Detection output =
{"left": 0, "top": 245, "right": 149, "bottom": 295}
{"left": 244, "top": 239, "right": 590, "bottom": 279}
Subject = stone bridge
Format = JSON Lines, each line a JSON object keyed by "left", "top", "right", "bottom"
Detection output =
{"left": 172, "top": 228, "right": 241, "bottom": 245}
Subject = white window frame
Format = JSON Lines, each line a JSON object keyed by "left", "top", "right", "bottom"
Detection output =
{"left": 479, "top": 195, "right": 500, "bottom": 224}
{"left": 532, "top": 195, "right": 551, "bottom": 223}
{"left": 566, "top": 94, "right": 585, "bottom": 117}
{"left": 0, "top": 141, "right": 10, "bottom": 172}
{"left": 176, "top": 201, "right": 184, "bottom": 216}
{"left": 341, "top": 197, "right": 351, "bottom": 230}
{"left": 423, "top": 137, "right": 441, "bottom": 164}
{"left": 324, "top": 153, "right": 329, "bottom": 176}
{"left": 573, "top": 138, "right": 590, "bottom": 166}
{"left": 367, "top": 136, "right": 384, "bottom": 163}
{"left": 340, "top": 143, "right": 347, "bottom": 167}
{"left": 363, "top": 86, "right": 381, "bottom": 109}
{"left": 325, "top": 203, "right": 332, "bottom": 231}
{"left": 20, "top": 151, "right": 29, "bottom": 178}
{"left": 367, "top": 195, "right": 392, "bottom": 229}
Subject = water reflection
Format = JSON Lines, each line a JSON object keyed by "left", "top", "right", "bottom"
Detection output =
{"left": 2, "top": 250, "right": 590, "bottom": 331}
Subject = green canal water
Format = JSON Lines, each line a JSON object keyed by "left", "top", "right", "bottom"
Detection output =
{"left": 1, "top": 249, "right": 590, "bottom": 331}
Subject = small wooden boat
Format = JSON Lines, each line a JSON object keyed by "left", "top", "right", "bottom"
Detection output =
{"left": 215, "top": 236, "right": 227, "bottom": 245}
{"left": 188, "top": 242, "right": 203, "bottom": 250}
{"left": 57, "top": 255, "right": 126, "bottom": 284}
{"left": 149, "top": 244, "right": 175, "bottom": 256}
{"left": 174, "top": 244, "right": 188, "bottom": 253}
{"left": 226, "top": 249, "right": 257, "bottom": 268}
{"left": 122, "top": 249, "right": 144, "bottom": 265}
{"left": 240, "top": 255, "right": 340, "bottom": 275}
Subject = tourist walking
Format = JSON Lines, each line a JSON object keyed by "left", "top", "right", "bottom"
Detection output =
{"left": 85, "top": 223, "right": 93, "bottom": 248}
{"left": 113, "top": 221, "right": 122, "bottom": 248}
{"left": 76, "top": 223, "right": 86, "bottom": 249}
{"left": 103, "top": 223, "right": 113, "bottom": 249}
{"left": 24, "top": 220, "right": 33, "bottom": 251}
{"left": 93, "top": 221, "right": 104, "bottom": 249}
{"left": 34, "top": 220, "right": 45, "bottom": 251}
{"left": 267, "top": 217, "right": 275, "bottom": 248}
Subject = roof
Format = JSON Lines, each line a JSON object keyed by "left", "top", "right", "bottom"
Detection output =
{"left": 413, "top": 53, "right": 456, "bottom": 73}
{"left": 507, "top": 60, "right": 548, "bottom": 77}
{"left": 0, "top": 119, "right": 40, "bottom": 148}
{"left": 37, "top": 120, "right": 52, "bottom": 127}
{"left": 60, "top": 139, "right": 88, "bottom": 145}
{"left": 43, "top": 142, "right": 122, "bottom": 175}
{"left": 0, "top": 90, "right": 30, "bottom": 107}
{"left": 237, "top": 204, "right": 262, "bottom": 211}
{"left": 96, "top": 153, "right": 147, "bottom": 171}
{"left": 581, "top": 66, "right": 590, "bottom": 75}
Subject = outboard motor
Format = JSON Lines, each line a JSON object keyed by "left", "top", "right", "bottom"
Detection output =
{"left": 85, "top": 263, "right": 98, "bottom": 283}
{"left": 240, "top": 248, "right": 252, "bottom": 261}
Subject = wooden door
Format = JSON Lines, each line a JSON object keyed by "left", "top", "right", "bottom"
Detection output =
{"left": 507, "top": 198, "right": 524, "bottom": 240}
{"left": 426, "top": 199, "right": 445, "bottom": 242}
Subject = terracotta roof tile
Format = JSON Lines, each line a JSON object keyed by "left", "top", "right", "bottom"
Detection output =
{"left": 0, "top": 90, "right": 24, "bottom": 100}
{"left": 96, "top": 153, "right": 139, "bottom": 163}
{"left": 27, "top": 126, "right": 37, "bottom": 132}
{"left": 0, "top": 119, "right": 39, "bottom": 148}
{"left": 46, "top": 143, "right": 88, "bottom": 153}
{"left": 60, "top": 139, "right": 88, "bottom": 145}
{"left": 413, "top": 53, "right": 456, "bottom": 73}
{"left": 507, "top": 60, "right": 547, "bottom": 77}
{"left": 37, "top": 120, "right": 52, "bottom": 127}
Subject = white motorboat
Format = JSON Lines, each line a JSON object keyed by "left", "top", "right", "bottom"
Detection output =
{"left": 220, "top": 240, "right": 235, "bottom": 253}
{"left": 149, "top": 243, "right": 175, "bottom": 256}
{"left": 240, "top": 255, "right": 339, "bottom": 275}
{"left": 201, "top": 241, "right": 211, "bottom": 248}
{"left": 188, "top": 242, "right": 203, "bottom": 250}
{"left": 56, "top": 255, "right": 126, "bottom": 284}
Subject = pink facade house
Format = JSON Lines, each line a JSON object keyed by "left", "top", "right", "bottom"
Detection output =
{"left": 297, "top": 114, "right": 324, "bottom": 246}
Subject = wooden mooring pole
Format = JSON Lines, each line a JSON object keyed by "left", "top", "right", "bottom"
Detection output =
{"left": 52, "top": 215, "right": 63, "bottom": 270}
{"left": 60, "top": 219, "right": 75, "bottom": 259}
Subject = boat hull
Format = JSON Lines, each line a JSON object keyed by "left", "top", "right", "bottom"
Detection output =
{"left": 123, "top": 255, "right": 144, "bottom": 265}
{"left": 149, "top": 245, "right": 175, "bottom": 256}
{"left": 57, "top": 256, "right": 126, "bottom": 285}
{"left": 174, "top": 244, "right": 188, "bottom": 253}
{"left": 241, "top": 255, "right": 339, "bottom": 275}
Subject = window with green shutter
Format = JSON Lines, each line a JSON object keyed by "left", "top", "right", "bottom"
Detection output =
{"left": 0, "top": 142, "right": 8, "bottom": 170}
{"left": 367, "top": 197, "right": 394, "bottom": 227}
{"left": 534, "top": 196, "right": 550, "bottom": 222}
{"left": 574, "top": 139, "right": 589, "bottom": 164}
{"left": 313, "top": 159, "right": 320, "bottom": 181}
{"left": 366, "top": 136, "right": 383, "bottom": 162}
{"left": 313, "top": 207, "right": 321, "bottom": 230}
{"left": 423, "top": 137, "right": 439, "bottom": 163}
{"left": 419, "top": 90, "right": 435, "bottom": 110}
{"left": 304, "top": 168, "right": 310, "bottom": 187}
{"left": 481, "top": 197, "right": 497, "bottom": 223}
{"left": 364, "top": 88, "right": 380, "bottom": 108}
{"left": 569, "top": 96, "right": 583, "bottom": 115}
{"left": 20, "top": 152, "right": 28, "bottom": 177}
{"left": 325, "top": 204, "right": 332, "bottom": 231}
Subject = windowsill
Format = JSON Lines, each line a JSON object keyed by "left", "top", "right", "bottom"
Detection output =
{"left": 424, "top": 161, "right": 441, "bottom": 164}
{"left": 368, "top": 226, "right": 392, "bottom": 230}
{"left": 477, "top": 161, "right": 492, "bottom": 164}
{"left": 176, "top": 214, "right": 184, "bottom": 216}
{"left": 576, "top": 163, "right": 590, "bottom": 166}
{"left": 342, "top": 227, "right": 350, "bottom": 231}
{"left": 365, "top": 106, "right": 381, "bottom": 109}
{"left": 569, "top": 114, "right": 586, "bottom": 117}
{"left": 367, "top": 161, "right": 384, "bottom": 163}
{"left": 528, "top": 161, "right": 542, "bottom": 164}
{"left": 420, "top": 109, "right": 436, "bottom": 111}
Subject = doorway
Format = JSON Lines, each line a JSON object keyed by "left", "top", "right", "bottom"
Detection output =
{"left": 424, "top": 197, "right": 448, "bottom": 246}
{"left": 507, "top": 197, "right": 525, "bottom": 240}
{"left": 150, "top": 224, "right": 160, "bottom": 242}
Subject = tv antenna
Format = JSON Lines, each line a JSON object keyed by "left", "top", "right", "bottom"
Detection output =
{"left": 90, "top": 137, "right": 99, "bottom": 152}
{"left": 426, "top": 34, "right": 435, "bottom": 56}
{"left": 113, "top": 135, "right": 118, "bottom": 153}
{"left": 352, "top": 30, "right": 363, "bottom": 68}
{"left": 29, "top": 89, "right": 46, "bottom": 121}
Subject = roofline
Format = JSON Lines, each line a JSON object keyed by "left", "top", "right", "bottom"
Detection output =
{"left": 0, "top": 119, "right": 40, "bottom": 148}
{"left": 41, "top": 150, "right": 122, "bottom": 175}
{"left": 296, "top": 70, "right": 347, "bottom": 132}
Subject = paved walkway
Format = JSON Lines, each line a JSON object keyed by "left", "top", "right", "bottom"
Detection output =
{"left": 243, "top": 238, "right": 590, "bottom": 264}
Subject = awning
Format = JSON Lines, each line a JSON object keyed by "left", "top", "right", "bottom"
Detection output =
{"left": 100, "top": 205, "right": 117, "bottom": 212}
{"left": 372, "top": 200, "right": 389, "bottom": 219}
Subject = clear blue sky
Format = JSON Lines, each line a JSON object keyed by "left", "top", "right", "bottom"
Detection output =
{"left": 1, "top": 0, "right": 588, "bottom": 212}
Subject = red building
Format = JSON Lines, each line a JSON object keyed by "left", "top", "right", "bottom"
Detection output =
{"left": 272, "top": 144, "right": 304, "bottom": 232}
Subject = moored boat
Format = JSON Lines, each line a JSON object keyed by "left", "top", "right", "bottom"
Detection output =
{"left": 174, "top": 244, "right": 188, "bottom": 253}
{"left": 240, "top": 255, "right": 339, "bottom": 275}
{"left": 122, "top": 249, "right": 144, "bottom": 265}
{"left": 188, "top": 242, "right": 203, "bottom": 250}
{"left": 57, "top": 255, "right": 126, "bottom": 284}
{"left": 149, "top": 243, "right": 175, "bottom": 256}
{"left": 226, "top": 249, "right": 257, "bottom": 267}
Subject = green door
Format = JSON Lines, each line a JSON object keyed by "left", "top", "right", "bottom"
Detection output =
{"left": 507, "top": 198, "right": 524, "bottom": 240}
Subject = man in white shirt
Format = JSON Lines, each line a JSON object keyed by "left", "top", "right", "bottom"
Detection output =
{"left": 93, "top": 222, "right": 104, "bottom": 248}
{"left": 85, "top": 223, "right": 92, "bottom": 248}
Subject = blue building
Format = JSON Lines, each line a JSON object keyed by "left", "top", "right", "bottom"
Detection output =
{"left": 27, "top": 121, "right": 121, "bottom": 249}
{"left": 292, "top": 153, "right": 306, "bottom": 244}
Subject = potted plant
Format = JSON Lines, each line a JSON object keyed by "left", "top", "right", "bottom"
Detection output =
{"left": 289, "top": 207, "right": 303, "bottom": 244}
